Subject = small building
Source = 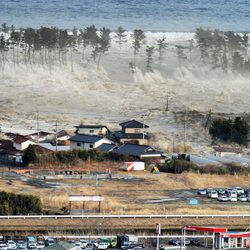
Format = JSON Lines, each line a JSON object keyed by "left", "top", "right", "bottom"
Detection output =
{"left": 44, "top": 241, "right": 75, "bottom": 250}
{"left": 0, "top": 139, "right": 23, "bottom": 163}
{"left": 213, "top": 146, "right": 243, "bottom": 157}
{"left": 13, "top": 135, "right": 36, "bottom": 151}
{"left": 75, "top": 125, "right": 109, "bottom": 136}
{"left": 113, "top": 143, "right": 162, "bottom": 161}
{"left": 70, "top": 134, "right": 113, "bottom": 150}
{"left": 110, "top": 119, "right": 149, "bottom": 145}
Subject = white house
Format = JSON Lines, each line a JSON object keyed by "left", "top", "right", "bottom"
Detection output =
{"left": 13, "top": 135, "right": 36, "bottom": 151}
{"left": 75, "top": 125, "right": 109, "bottom": 136}
{"left": 70, "top": 134, "right": 112, "bottom": 150}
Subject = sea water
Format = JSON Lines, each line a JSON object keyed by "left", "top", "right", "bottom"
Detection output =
{"left": 0, "top": 0, "right": 249, "bottom": 32}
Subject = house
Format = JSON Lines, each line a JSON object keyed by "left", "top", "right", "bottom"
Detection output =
{"left": 13, "top": 135, "right": 36, "bottom": 151}
{"left": 110, "top": 119, "right": 149, "bottom": 145}
{"left": 75, "top": 125, "right": 109, "bottom": 136}
{"left": 0, "top": 139, "right": 23, "bottom": 163}
{"left": 70, "top": 134, "right": 113, "bottom": 150}
{"left": 96, "top": 143, "right": 117, "bottom": 152}
{"left": 112, "top": 143, "right": 162, "bottom": 161}
{"left": 213, "top": 146, "right": 243, "bottom": 157}
{"left": 27, "top": 131, "right": 52, "bottom": 142}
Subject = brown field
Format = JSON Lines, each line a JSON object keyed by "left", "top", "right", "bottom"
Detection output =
{"left": 0, "top": 171, "right": 249, "bottom": 215}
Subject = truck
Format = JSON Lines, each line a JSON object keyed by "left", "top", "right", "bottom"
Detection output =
{"left": 122, "top": 162, "right": 145, "bottom": 171}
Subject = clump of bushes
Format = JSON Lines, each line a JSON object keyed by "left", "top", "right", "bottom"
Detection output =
{"left": 209, "top": 117, "right": 249, "bottom": 146}
{"left": 29, "top": 148, "right": 136, "bottom": 165}
{"left": 0, "top": 191, "right": 42, "bottom": 215}
{"left": 158, "top": 158, "right": 250, "bottom": 176}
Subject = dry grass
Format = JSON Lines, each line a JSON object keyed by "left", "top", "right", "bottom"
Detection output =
{"left": 0, "top": 172, "right": 249, "bottom": 214}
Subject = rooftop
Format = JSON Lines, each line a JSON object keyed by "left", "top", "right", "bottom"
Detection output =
{"left": 70, "top": 134, "right": 103, "bottom": 143}
{"left": 119, "top": 120, "right": 149, "bottom": 129}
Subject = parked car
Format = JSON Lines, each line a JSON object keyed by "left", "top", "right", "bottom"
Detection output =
{"left": 217, "top": 189, "right": 226, "bottom": 195}
{"left": 0, "top": 242, "right": 8, "bottom": 250}
{"left": 80, "top": 240, "right": 88, "bottom": 248}
{"left": 74, "top": 242, "right": 82, "bottom": 250}
{"left": 45, "top": 239, "right": 54, "bottom": 247}
{"left": 229, "top": 196, "right": 237, "bottom": 202}
{"left": 36, "top": 241, "right": 45, "bottom": 249}
{"left": 98, "top": 242, "right": 109, "bottom": 249}
{"left": 168, "top": 239, "right": 180, "bottom": 245}
{"left": 235, "top": 187, "right": 245, "bottom": 196}
{"left": 190, "top": 238, "right": 200, "bottom": 245}
{"left": 218, "top": 195, "right": 229, "bottom": 202}
{"left": 238, "top": 195, "right": 248, "bottom": 202}
{"left": 210, "top": 191, "right": 218, "bottom": 199}
{"left": 7, "top": 240, "right": 16, "bottom": 249}
{"left": 197, "top": 189, "right": 207, "bottom": 195}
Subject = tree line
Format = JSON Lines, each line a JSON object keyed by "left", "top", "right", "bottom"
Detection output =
{"left": 0, "top": 23, "right": 249, "bottom": 74}
{"left": 23, "top": 145, "right": 136, "bottom": 164}
{"left": 209, "top": 117, "right": 249, "bottom": 146}
{"left": 0, "top": 191, "right": 42, "bottom": 215}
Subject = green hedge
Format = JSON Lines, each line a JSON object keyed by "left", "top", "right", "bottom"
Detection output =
{"left": 0, "top": 191, "right": 42, "bottom": 215}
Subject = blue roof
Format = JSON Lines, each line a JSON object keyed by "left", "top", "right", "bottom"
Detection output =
{"left": 113, "top": 143, "right": 162, "bottom": 157}
{"left": 70, "top": 134, "right": 103, "bottom": 143}
{"left": 96, "top": 143, "right": 116, "bottom": 152}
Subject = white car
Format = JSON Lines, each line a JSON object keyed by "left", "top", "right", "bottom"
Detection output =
{"left": 7, "top": 240, "right": 16, "bottom": 249}
{"left": 218, "top": 195, "right": 229, "bottom": 202}
{"left": 80, "top": 240, "right": 88, "bottom": 248}
{"left": 0, "top": 242, "right": 8, "bottom": 250}
{"left": 238, "top": 196, "right": 247, "bottom": 202}
{"left": 98, "top": 242, "right": 109, "bottom": 249}
{"left": 229, "top": 196, "right": 237, "bottom": 202}
{"left": 74, "top": 242, "right": 82, "bottom": 250}
{"left": 210, "top": 191, "right": 218, "bottom": 199}
{"left": 235, "top": 187, "right": 245, "bottom": 195}
{"left": 46, "top": 239, "right": 54, "bottom": 246}
{"left": 36, "top": 241, "right": 45, "bottom": 249}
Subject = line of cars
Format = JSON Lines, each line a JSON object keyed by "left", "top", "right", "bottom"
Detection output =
{"left": 160, "top": 238, "right": 200, "bottom": 249}
{"left": 197, "top": 187, "right": 250, "bottom": 202}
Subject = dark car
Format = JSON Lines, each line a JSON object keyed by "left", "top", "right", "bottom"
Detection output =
{"left": 190, "top": 238, "right": 200, "bottom": 245}
{"left": 168, "top": 239, "right": 180, "bottom": 245}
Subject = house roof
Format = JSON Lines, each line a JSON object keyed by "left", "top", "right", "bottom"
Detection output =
{"left": 119, "top": 120, "right": 149, "bottom": 129}
{"left": 75, "top": 124, "right": 108, "bottom": 129}
{"left": 32, "top": 145, "right": 53, "bottom": 154}
{"left": 111, "top": 131, "right": 149, "bottom": 139}
{"left": 70, "top": 134, "right": 103, "bottom": 143}
{"left": 113, "top": 143, "right": 162, "bottom": 158}
{"left": 14, "top": 135, "right": 34, "bottom": 144}
{"left": 39, "top": 143, "right": 71, "bottom": 152}
{"left": 96, "top": 143, "right": 117, "bottom": 152}
{"left": 44, "top": 241, "right": 75, "bottom": 250}
{"left": 213, "top": 146, "right": 243, "bottom": 154}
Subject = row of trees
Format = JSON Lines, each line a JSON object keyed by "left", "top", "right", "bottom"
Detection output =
{"left": 195, "top": 28, "right": 249, "bottom": 72}
{"left": 0, "top": 23, "right": 249, "bottom": 73}
{"left": 209, "top": 117, "right": 249, "bottom": 146}
{"left": 0, "top": 191, "right": 42, "bottom": 215}
{"left": 23, "top": 145, "right": 136, "bottom": 164}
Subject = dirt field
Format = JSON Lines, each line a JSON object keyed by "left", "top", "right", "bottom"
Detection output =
{"left": 0, "top": 171, "right": 249, "bottom": 215}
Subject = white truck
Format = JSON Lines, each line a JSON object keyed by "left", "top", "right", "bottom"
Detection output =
{"left": 122, "top": 162, "right": 145, "bottom": 171}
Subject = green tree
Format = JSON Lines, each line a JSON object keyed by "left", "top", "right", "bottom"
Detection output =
{"left": 145, "top": 45, "right": 154, "bottom": 72}
{"left": 23, "top": 145, "right": 37, "bottom": 164}
{"left": 131, "top": 29, "right": 145, "bottom": 69}
{"left": 156, "top": 37, "right": 167, "bottom": 62}
{"left": 116, "top": 26, "right": 127, "bottom": 49}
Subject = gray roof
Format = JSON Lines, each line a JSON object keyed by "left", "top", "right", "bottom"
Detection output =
{"left": 75, "top": 124, "right": 108, "bottom": 129}
{"left": 44, "top": 241, "right": 74, "bottom": 250}
{"left": 119, "top": 120, "right": 149, "bottom": 129}
{"left": 96, "top": 143, "right": 117, "bottom": 152}
{"left": 70, "top": 134, "right": 103, "bottom": 143}
{"left": 111, "top": 131, "right": 149, "bottom": 139}
{"left": 113, "top": 143, "right": 162, "bottom": 158}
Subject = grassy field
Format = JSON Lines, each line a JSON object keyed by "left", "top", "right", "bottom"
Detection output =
{"left": 0, "top": 171, "right": 249, "bottom": 215}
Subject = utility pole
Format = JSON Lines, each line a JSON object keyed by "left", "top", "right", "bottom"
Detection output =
{"left": 165, "top": 95, "right": 169, "bottom": 111}
{"left": 55, "top": 120, "right": 58, "bottom": 152}
{"left": 36, "top": 110, "right": 40, "bottom": 144}
{"left": 183, "top": 111, "right": 187, "bottom": 153}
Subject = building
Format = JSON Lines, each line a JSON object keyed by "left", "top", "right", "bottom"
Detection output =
{"left": 213, "top": 146, "right": 243, "bottom": 157}
{"left": 13, "top": 135, "right": 36, "bottom": 151}
{"left": 75, "top": 125, "right": 109, "bottom": 136}
{"left": 70, "top": 134, "right": 113, "bottom": 150}
{"left": 112, "top": 143, "right": 162, "bottom": 161}
{"left": 110, "top": 119, "right": 149, "bottom": 145}
{"left": 0, "top": 139, "right": 23, "bottom": 163}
